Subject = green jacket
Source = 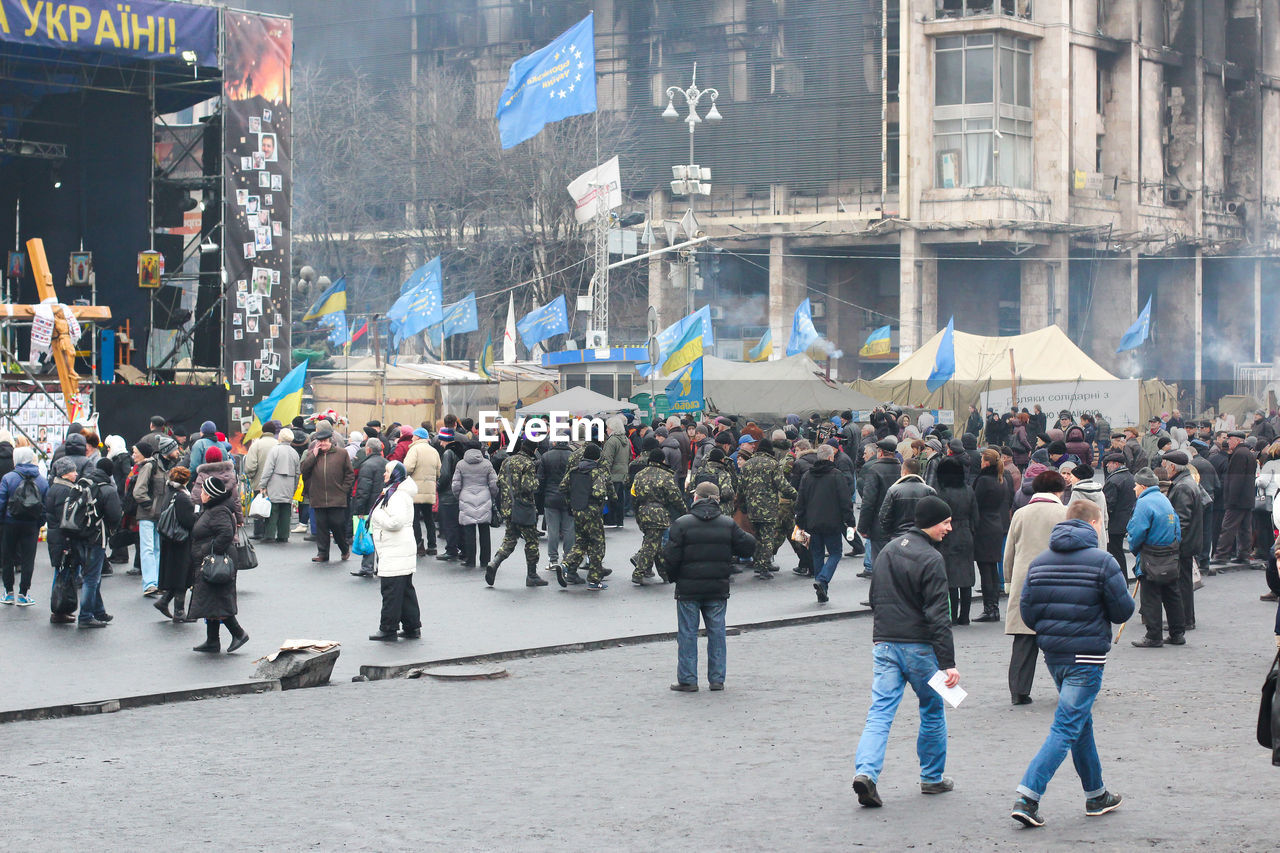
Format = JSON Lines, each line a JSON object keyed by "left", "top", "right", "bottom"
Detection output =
{"left": 631, "top": 461, "right": 686, "bottom": 528}
{"left": 739, "top": 451, "right": 796, "bottom": 523}
{"left": 601, "top": 433, "right": 631, "bottom": 482}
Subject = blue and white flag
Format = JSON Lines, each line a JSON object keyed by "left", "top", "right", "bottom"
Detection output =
{"left": 786, "top": 298, "right": 820, "bottom": 356}
{"left": 318, "top": 311, "right": 350, "bottom": 347}
{"left": 388, "top": 256, "right": 443, "bottom": 348}
{"left": 398, "top": 255, "right": 442, "bottom": 296}
{"left": 440, "top": 292, "right": 479, "bottom": 339}
{"left": 515, "top": 294, "right": 570, "bottom": 350}
{"left": 1116, "top": 296, "right": 1152, "bottom": 353}
{"left": 495, "top": 13, "right": 597, "bottom": 149}
{"left": 926, "top": 317, "right": 956, "bottom": 393}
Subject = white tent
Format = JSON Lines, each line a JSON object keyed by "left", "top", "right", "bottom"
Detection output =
{"left": 517, "top": 385, "right": 637, "bottom": 416}
{"left": 699, "top": 354, "right": 878, "bottom": 418}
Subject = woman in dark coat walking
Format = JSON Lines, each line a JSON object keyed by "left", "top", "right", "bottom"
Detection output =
{"left": 972, "top": 448, "right": 1013, "bottom": 622}
{"left": 154, "top": 466, "right": 196, "bottom": 622}
{"left": 934, "top": 457, "right": 978, "bottom": 624}
{"left": 187, "top": 475, "right": 249, "bottom": 653}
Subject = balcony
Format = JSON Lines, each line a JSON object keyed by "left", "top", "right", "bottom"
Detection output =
{"left": 934, "top": 0, "right": 1032, "bottom": 21}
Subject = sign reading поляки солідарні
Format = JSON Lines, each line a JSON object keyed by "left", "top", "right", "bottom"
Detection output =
{"left": 982, "top": 380, "right": 1141, "bottom": 429}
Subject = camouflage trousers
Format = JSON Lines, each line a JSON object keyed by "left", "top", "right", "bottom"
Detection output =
{"left": 633, "top": 523, "right": 667, "bottom": 579}
{"left": 494, "top": 522, "right": 539, "bottom": 567}
{"left": 563, "top": 510, "right": 606, "bottom": 581}
{"left": 751, "top": 519, "right": 777, "bottom": 574}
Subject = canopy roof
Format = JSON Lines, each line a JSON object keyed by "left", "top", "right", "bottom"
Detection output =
{"left": 701, "top": 354, "right": 878, "bottom": 418}
{"left": 517, "top": 385, "right": 637, "bottom": 416}
{"left": 878, "top": 325, "right": 1117, "bottom": 384}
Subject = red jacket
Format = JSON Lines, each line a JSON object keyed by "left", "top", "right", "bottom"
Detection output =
{"left": 390, "top": 434, "right": 414, "bottom": 462}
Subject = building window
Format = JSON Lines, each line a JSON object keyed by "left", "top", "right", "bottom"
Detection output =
{"left": 933, "top": 35, "right": 1033, "bottom": 188}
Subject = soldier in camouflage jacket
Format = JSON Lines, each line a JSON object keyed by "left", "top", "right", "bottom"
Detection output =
{"left": 629, "top": 450, "right": 687, "bottom": 584}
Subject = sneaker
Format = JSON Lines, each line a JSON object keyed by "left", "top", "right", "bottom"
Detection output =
{"left": 856, "top": 570, "right": 873, "bottom": 579}
{"left": 1011, "top": 796, "right": 1044, "bottom": 827}
{"left": 143, "top": 585, "right": 159, "bottom": 597}
{"left": 78, "top": 618, "right": 109, "bottom": 628}
{"left": 15, "top": 593, "right": 34, "bottom": 607}
{"left": 1084, "top": 791, "right": 1123, "bottom": 816}
{"left": 564, "top": 571, "right": 585, "bottom": 586}
{"left": 1, "top": 592, "right": 14, "bottom": 605}
{"left": 754, "top": 569, "right": 773, "bottom": 581}
{"left": 586, "top": 580, "right": 608, "bottom": 591}
{"left": 921, "top": 777, "right": 954, "bottom": 795}
{"left": 852, "top": 775, "right": 882, "bottom": 808}
{"left": 291, "top": 524, "right": 307, "bottom": 534}
{"left": 814, "top": 581, "right": 829, "bottom": 603}
{"left": 792, "top": 566, "right": 811, "bottom": 577}
{"left": 1130, "top": 636, "right": 1163, "bottom": 648}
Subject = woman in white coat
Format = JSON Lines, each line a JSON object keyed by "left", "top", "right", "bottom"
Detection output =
{"left": 368, "top": 462, "right": 422, "bottom": 641}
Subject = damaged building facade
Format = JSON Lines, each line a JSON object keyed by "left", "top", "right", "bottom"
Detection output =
{"left": 248, "top": 0, "right": 1280, "bottom": 407}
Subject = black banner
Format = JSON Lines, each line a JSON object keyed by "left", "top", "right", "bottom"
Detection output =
{"left": 222, "top": 10, "right": 292, "bottom": 432}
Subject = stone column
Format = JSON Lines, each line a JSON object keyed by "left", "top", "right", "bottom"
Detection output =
{"left": 768, "top": 235, "right": 805, "bottom": 360}
{"left": 1020, "top": 237, "right": 1069, "bottom": 333}
{"left": 898, "top": 230, "right": 936, "bottom": 359}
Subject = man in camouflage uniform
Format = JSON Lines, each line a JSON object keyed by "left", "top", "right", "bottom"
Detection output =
{"left": 630, "top": 448, "right": 687, "bottom": 585}
{"left": 696, "top": 446, "right": 738, "bottom": 516}
{"left": 739, "top": 438, "right": 796, "bottom": 580}
{"left": 556, "top": 443, "right": 612, "bottom": 589}
{"left": 487, "top": 438, "right": 546, "bottom": 587}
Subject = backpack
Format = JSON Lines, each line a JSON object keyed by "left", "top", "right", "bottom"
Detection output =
{"left": 569, "top": 467, "right": 593, "bottom": 513}
{"left": 60, "top": 479, "right": 102, "bottom": 541}
{"left": 8, "top": 472, "right": 44, "bottom": 522}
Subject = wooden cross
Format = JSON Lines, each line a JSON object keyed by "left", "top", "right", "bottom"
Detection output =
{"left": 3, "top": 238, "right": 113, "bottom": 414}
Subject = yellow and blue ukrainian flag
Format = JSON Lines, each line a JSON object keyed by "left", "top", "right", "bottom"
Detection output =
{"left": 478, "top": 332, "right": 495, "bottom": 379}
{"left": 746, "top": 328, "right": 772, "bottom": 362}
{"left": 859, "top": 325, "right": 892, "bottom": 358}
{"left": 302, "top": 276, "right": 347, "bottom": 321}
{"left": 244, "top": 361, "right": 307, "bottom": 441}
{"left": 662, "top": 317, "right": 703, "bottom": 375}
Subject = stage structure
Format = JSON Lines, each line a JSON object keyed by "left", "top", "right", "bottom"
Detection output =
{"left": 0, "top": 1, "right": 292, "bottom": 434}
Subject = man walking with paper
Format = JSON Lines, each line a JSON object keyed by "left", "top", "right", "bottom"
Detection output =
{"left": 852, "top": 495, "right": 960, "bottom": 808}
{"left": 1010, "top": 500, "right": 1135, "bottom": 828}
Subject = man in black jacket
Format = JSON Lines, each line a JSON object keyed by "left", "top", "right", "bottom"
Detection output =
{"left": 852, "top": 496, "right": 961, "bottom": 808}
{"left": 1101, "top": 453, "right": 1136, "bottom": 577}
{"left": 876, "top": 458, "right": 936, "bottom": 541}
{"left": 1188, "top": 439, "right": 1219, "bottom": 574}
{"left": 856, "top": 436, "right": 902, "bottom": 578}
{"left": 350, "top": 438, "right": 388, "bottom": 577}
{"left": 1162, "top": 451, "right": 1203, "bottom": 631}
{"left": 536, "top": 440, "right": 574, "bottom": 564}
{"left": 1214, "top": 431, "right": 1254, "bottom": 564}
{"left": 796, "top": 444, "right": 854, "bottom": 603}
{"left": 664, "top": 481, "right": 756, "bottom": 692}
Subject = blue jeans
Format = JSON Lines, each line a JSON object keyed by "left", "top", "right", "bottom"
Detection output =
{"left": 76, "top": 542, "right": 106, "bottom": 622}
{"left": 138, "top": 520, "right": 160, "bottom": 590}
{"left": 809, "top": 529, "right": 842, "bottom": 584}
{"left": 863, "top": 538, "right": 879, "bottom": 574}
{"left": 1016, "top": 663, "right": 1107, "bottom": 802}
{"left": 854, "top": 642, "right": 948, "bottom": 784}
{"left": 676, "top": 598, "right": 727, "bottom": 686}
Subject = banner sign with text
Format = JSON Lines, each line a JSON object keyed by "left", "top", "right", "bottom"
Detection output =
{"left": 0, "top": 0, "right": 218, "bottom": 66}
{"left": 222, "top": 10, "right": 292, "bottom": 429}
{"left": 983, "top": 380, "right": 1140, "bottom": 430}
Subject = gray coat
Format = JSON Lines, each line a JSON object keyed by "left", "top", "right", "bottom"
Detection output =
{"left": 452, "top": 447, "right": 498, "bottom": 526}
{"left": 258, "top": 441, "right": 300, "bottom": 503}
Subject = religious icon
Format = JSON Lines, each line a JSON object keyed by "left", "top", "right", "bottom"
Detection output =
{"left": 137, "top": 251, "right": 163, "bottom": 288}
{"left": 7, "top": 251, "right": 24, "bottom": 280}
{"left": 67, "top": 251, "right": 93, "bottom": 287}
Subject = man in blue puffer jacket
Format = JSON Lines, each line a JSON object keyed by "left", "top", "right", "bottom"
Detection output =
{"left": 1009, "top": 500, "right": 1135, "bottom": 829}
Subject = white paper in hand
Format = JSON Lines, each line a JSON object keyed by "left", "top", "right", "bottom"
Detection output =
{"left": 927, "top": 670, "right": 967, "bottom": 708}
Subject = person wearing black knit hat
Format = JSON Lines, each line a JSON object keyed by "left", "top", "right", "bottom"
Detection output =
{"left": 555, "top": 442, "right": 612, "bottom": 589}
{"left": 187, "top": 475, "right": 249, "bottom": 654}
{"left": 852, "top": 494, "right": 959, "bottom": 808}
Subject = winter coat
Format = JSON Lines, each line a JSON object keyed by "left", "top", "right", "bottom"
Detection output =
{"left": 1140, "top": 428, "right": 1170, "bottom": 459}
{"left": 43, "top": 475, "right": 79, "bottom": 558}
{"left": 60, "top": 434, "right": 92, "bottom": 477}
{"left": 537, "top": 444, "right": 571, "bottom": 511}
{"left": 1064, "top": 425, "right": 1093, "bottom": 467}
{"left": 452, "top": 447, "right": 498, "bottom": 526}
{"left": 868, "top": 527, "right": 956, "bottom": 669}
{"left": 352, "top": 452, "right": 389, "bottom": 516}
{"left": 795, "top": 458, "right": 854, "bottom": 533}
{"left": 188, "top": 435, "right": 219, "bottom": 471}
{"left": 1166, "top": 468, "right": 1203, "bottom": 556}
{"left": 1221, "top": 444, "right": 1258, "bottom": 510}
{"left": 601, "top": 433, "right": 631, "bottom": 483}
{"left": 186, "top": 491, "right": 239, "bottom": 620}
{"left": 1126, "top": 485, "right": 1180, "bottom": 579}
{"left": 436, "top": 442, "right": 465, "bottom": 506}
{"left": 876, "top": 475, "right": 936, "bottom": 540}
{"left": 934, "top": 459, "right": 977, "bottom": 588}
{"left": 831, "top": 449, "right": 857, "bottom": 493}
{"left": 856, "top": 456, "right": 902, "bottom": 542}
{"left": 631, "top": 461, "right": 686, "bottom": 529}
{"left": 259, "top": 441, "right": 301, "bottom": 504}
{"left": 242, "top": 435, "right": 277, "bottom": 488}
{"left": 1021, "top": 520, "right": 1135, "bottom": 666}
{"left": 0, "top": 463, "right": 49, "bottom": 526}
{"left": 1066, "top": 479, "right": 1108, "bottom": 533}
{"left": 660, "top": 435, "right": 683, "bottom": 473}
{"left": 403, "top": 439, "right": 441, "bottom": 504}
{"left": 1190, "top": 455, "right": 1219, "bottom": 503}
{"left": 739, "top": 451, "right": 796, "bottom": 523}
{"left": 1102, "top": 467, "right": 1137, "bottom": 535}
{"left": 1123, "top": 437, "right": 1149, "bottom": 474}
{"left": 789, "top": 450, "right": 816, "bottom": 491}
{"left": 1003, "top": 494, "right": 1067, "bottom": 635}
{"left": 972, "top": 465, "right": 1012, "bottom": 563}
{"left": 662, "top": 499, "right": 756, "bottom": 601}
{"left": 157, "top": 484, "right": 196, "bottom": 592}
{"left": 369, "top": 478, "right": 419, "bottom": 577}
{"left": 300, "top": 444, "right": 355, "bottom": 509}
{"left": 85, "top": 465, "right": 123, "bottom": 538}
{"left": 1010, "top": 424, "right": 1032, "bottom": 467}
{"left": 132, "top": 456, "right": 169, "bottom": 521}
{"left": 389, "top": 433, "right": 414, "bottom": 463}
{"left": 192, "top": 460, "right": 243, "bottom": 524}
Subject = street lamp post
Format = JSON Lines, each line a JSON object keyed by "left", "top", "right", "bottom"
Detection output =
{"left": 663, "top": 63, "right": 721, "bottom": 318}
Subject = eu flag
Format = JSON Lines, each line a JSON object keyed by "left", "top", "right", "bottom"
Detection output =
{"left": 926, "top": 317, "right": 956, "bottom": 393}
{"left": 318, "top": 311, "right": 351, "bottom": 347}
{"left": 787, "top": 298, "right": 820, "bottom": 356}
{"left": 398, "top": 255, "right": 441, "bottom": 296}
{"left": 495, "top": 13, "right": 597, "bottom": 149}
{"left": 388, "top": 256, "right": 443, "bottom": 348}
{"left": 516, "top": 295, "right": 570, "bottom": 350}
{"left": 1116, "top": 296, "right": 1152, "bottom": 353}
{"left": 440, "top": 292, "right": 479, "bottom": 339}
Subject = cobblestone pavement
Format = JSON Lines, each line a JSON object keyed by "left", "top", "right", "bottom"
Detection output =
{"left": 0, "top": 524, "right": 861, "bottom": 712}
{"left": 2, "top": 567, "right": 1276, "bottom": 850}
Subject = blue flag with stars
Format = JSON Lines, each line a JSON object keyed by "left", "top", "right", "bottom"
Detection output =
{"left": 495, "top": 13, "right": 597, "bottom": 149}
{"left": 318, "top": 311, "right": 351, "bottom": 347}
{"left": 388, "top": 256, "right": 443, "bottom": 348}
{"left": 440, "top": 292, "right": 479, "bottom": 339}
{"left": 516, "top": 294, "right": 570, "bottom": 350}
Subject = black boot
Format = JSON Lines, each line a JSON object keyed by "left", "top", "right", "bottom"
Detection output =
{"left": 526, "top": 561, "right": 548, "bottom": 587}
{"left": 956, "top": 588, "right": 972, "bottom": 625}
{"left": 974, "top": 606, "right": 1000, "bottom": 623}
{"left": 224, "top": 616, "right": 249, "bottom": 653}
{"left": 171, "top": 589, "right": 185, "bottom": 623}
{"left": 484, "top": 554, "right": 504, "bottom": 586}
{"left": 152, "top": 591, "right": 173, "bottom": 619}
{"left": 193, "top": 620, "right": 220, "bottom": 653}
